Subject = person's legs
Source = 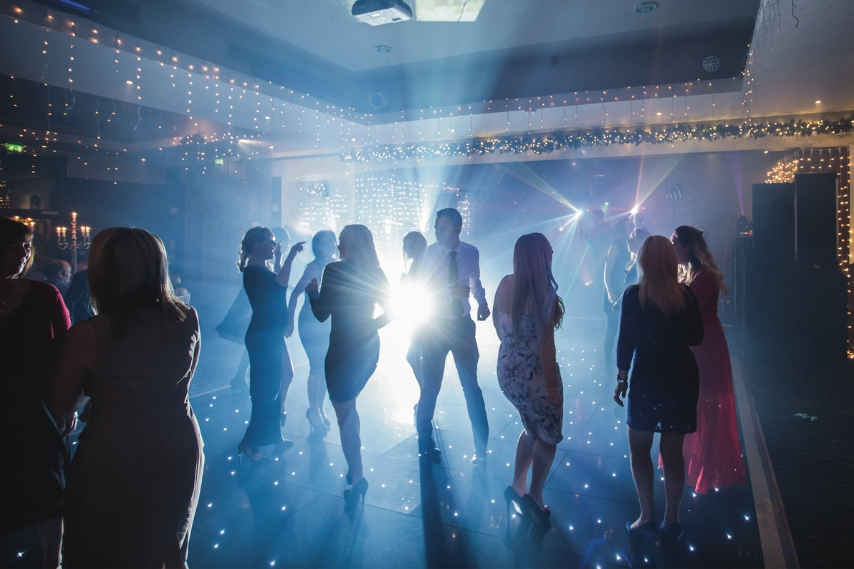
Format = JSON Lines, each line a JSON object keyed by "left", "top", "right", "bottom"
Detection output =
{"left": 659, "top": 432, "right": 687, "bottom": 526}
{"left": 231, "top": 349, "right": 250, "bottom": 388}
{"left": 416, "top": 330, "right": 448, "bottom": 449}
{"left": 306, "top": 374, "right": 324, "bottom": 424}
{"left": 36, "top": 516, "right": 62, "bottom": 569}
{"left": 528, "top": 437, "right": 557, "bottom": 510}
{"left": 332, "top": 399, "right": 363, "bottom": 486}
{"left": 450, "top": 318, "right": 489, "bottom": 455}
{"left": 511, "top": 429, "right": 536, "bottom": 496}
{"left": 628, "top": 427, "right": 656, "bottom": 528}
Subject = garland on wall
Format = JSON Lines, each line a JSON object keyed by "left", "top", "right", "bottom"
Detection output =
{"left": 340, "top": 117, "right": 854, "bottom": 163}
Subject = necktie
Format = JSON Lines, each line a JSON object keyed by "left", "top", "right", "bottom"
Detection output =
{"left": 448, "top": 251, "right": 463, "bottom": 317}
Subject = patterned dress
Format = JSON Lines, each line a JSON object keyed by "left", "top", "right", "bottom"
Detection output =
{"left": 496, "top": 311, "right": 563, "bottom": 445}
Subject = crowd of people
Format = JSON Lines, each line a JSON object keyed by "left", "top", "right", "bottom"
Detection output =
{"left": 0, "top": 207, "right": 745, "bottom": 567}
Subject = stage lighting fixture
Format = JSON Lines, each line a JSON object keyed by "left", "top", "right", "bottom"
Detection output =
{"left": 631, "top": 206, "right": 639, "bottom": 215}
{"left": 352, "top": 0, "right": 412, "bottom": 26}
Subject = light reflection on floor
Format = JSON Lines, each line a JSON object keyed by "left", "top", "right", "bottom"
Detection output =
{"left": 0, "top": 318, "right": 764, "bottom": 568}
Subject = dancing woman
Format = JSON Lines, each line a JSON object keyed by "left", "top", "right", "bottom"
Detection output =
{"left": 50, "top": 228, "right": 202, "bottom": 568}
{"left": 672, "top": 225, "right": 745, "bottom": 494}
{"left": 1, "top": 217, "right": 71, "bottom": 568}
{"left": 306, "top": 225, "right": 390, "bottom": 506}
{"left": 286, "top": 230, "right": 337, "bottom": 434}
{"left": 238, "top": 227, "right": 303, "bottom": 460}
{"left": 614, "top": 235, "right": 703, "bottom": 548}
{"left": 494, "top": 233, "right": 564, "bottom": 525}
{"left": 402, "top": 231, "right": 428, "bottom": 390}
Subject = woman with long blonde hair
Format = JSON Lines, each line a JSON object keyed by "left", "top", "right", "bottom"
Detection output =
{"left": 614, "top": 235, "right": 703, "bottom": 556}
{"left": 306, "top": 224, "right": 390, "bottom": 507}
{"left": 493, "top": 233, "right": 564, "bottom": 524}
{"left": 672, "top": 225, "right": 745, "bottom": 494}
{"left": 49, "top": 227, "right": 202, "bottom": 568}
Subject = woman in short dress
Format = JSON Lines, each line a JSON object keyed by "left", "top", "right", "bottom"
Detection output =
{"left": 493, "top": 233, "right": 564, "bottom": 524}
{"left": 306, "top": 225, "right": 390, "bottom": 506}
{"left": 614, "top": 235, "right": 703, "bottom": 547}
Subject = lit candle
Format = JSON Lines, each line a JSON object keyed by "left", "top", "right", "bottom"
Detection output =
{"left": 56, "top": 226, "right": 62, "bottom": 236}
{"left": 61, "top": 227, "right": 66, "bottom": 239}
{"left": 71, "top": 212, "right": 77, "bottom": 224}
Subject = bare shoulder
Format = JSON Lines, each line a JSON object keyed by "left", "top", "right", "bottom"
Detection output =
{"left": 495, "top": 274, "right": 514, "bottom": 311}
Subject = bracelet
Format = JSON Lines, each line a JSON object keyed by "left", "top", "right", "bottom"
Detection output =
{"left": 617, "top": 378, "right": 628, "bottom": 383}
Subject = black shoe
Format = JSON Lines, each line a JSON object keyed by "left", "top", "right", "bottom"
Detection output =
{"left": 343, "top": 477, "right": 369, "bottom": 506}
{"left": 504, "top": 486, "right": 525, "bottom": 518}
{"left": 627, "top": 520, "right": 658, "bottom": 568}
{"left": 521, "top": 494, "right": 551, "bottom": 525}
{"left": 418, "top": 443, "right": 441, "bottom": 462}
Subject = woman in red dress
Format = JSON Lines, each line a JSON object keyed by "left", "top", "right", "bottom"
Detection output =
{"left": 671, "top": 226, "right": 746, "bottom": 494}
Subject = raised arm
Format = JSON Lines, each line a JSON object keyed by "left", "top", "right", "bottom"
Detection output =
{"left": 275, "top": 241, "right": 304, "bottom": 289}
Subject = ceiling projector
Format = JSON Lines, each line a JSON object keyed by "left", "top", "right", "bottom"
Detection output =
{"left": 352, "top": 0, "right": 412, "bottom": 25}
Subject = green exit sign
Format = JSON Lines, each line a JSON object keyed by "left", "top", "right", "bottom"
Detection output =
{"left": 5, "top": 143, "right": 24, "bottom": 154}
{"left": 214, "top": 157, "right": 224, "bottom": 166}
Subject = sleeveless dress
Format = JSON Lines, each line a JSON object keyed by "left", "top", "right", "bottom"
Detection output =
{"left": 496, "top": 311, "right": 563, "bottom": 445}
{"left": 63, "top": 308, "right": 203, "bottom": 568}
{"left": 682, "top": 270, "right": 746, "bottom": 493}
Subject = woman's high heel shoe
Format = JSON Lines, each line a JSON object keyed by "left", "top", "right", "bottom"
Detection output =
{"left": 343, "top": 477, "right": 369, "bottom": 506}
{"left": 626, "top": 520, "right": 658, "bottom": 567}
{"left": 521, "top": 494, "right": 551, "bottom": 525}
{"left": 306, "top": 409, "right": 327, "bottom": 435}
{"left": 504, "top": 486, "right": 525, "bottom": 519}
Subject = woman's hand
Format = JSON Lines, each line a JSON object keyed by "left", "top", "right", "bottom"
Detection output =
{"left": 287, "top": 241, "right": 305, "bottom": 261}
{"left": 58, "top": 411, "right": 78, "bottom": 437}
{"left": 546, "top": 387, "right": 562, "bottom": 408}
{"left": 284, "top": 322, "right": 295, "bottom": 338}
{"left": 305, "top": 277, "right": 319, "bottom": 294}
{"left": 614, "top": 371, "right": 628, "bottom": 407}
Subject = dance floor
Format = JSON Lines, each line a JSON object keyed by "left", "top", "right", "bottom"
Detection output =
{"left": 2, "top": 318, "right": 765, "bottom": 568}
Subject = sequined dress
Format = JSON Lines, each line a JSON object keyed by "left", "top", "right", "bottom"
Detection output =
{"left": 617, "top": 285, "right": 704, "bottom": 432}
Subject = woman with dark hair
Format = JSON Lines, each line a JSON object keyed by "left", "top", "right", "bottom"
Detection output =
{"left": 603, "top": 218, "right": 633, "bottom": 376}
{"left": 672, "top": 225, "right": 745, "bottom": 494}
{"left": 237, "top": 227, "right": 304, "bottom": 460}
{"left": 0, "top": 217, "right": 71, "bottom": 568}
{"left": 286, "top": 229, "right": 337, "bottom": 434}
{"left": 494, "top": 233, "right": 564, "bottom": 525}
{"left": 614, "top": 235, "right": 703, "bottom": 550}
{"left": 306, "top": 224, "right": 390, "bottom": 506}
{"left": 49, "top": 227, "right": 202, "bottom": 568}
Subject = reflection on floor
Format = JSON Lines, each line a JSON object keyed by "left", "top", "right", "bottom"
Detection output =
{"left": 1, "top": 320, "right": 764, "bottom": 568}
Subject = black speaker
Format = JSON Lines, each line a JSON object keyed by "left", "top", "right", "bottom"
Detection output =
{"left": 795, "top": 173, "right": 838, "bottom": 271}
{"left": 751, "top": 182, "right": 794, "bottom": 256}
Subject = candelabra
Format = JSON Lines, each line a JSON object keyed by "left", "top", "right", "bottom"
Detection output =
{"left": 56, "top": 212, "right": 91, "bottom": 273}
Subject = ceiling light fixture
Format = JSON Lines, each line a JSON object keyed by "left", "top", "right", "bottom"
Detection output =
{"left": 125, "top": 80, "right": 133, "bottom": 85}
{"left": 815, "top": 100, "right": 822, "bottom": 104}
{"left": 633, "top": 2, "right": 658, "bottom": 14}
{"left": 375, "top": 45, "right": 393, "bottom": 54}
{"left": 352, "top": 0, "right": 412, "bottom": 26}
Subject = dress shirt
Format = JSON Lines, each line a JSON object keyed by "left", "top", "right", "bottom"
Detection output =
{"left": 420, "top": 241, "right": 487, "bottom": 319}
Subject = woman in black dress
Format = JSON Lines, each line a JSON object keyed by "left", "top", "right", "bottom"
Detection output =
{"left": 614, "top": 235, "right": 703, "bottom": 548}
{"left": 238, "top": 227, "right": 303, "bottom": 460}
{"left": 0, "top": 217, "right": 72, "bottom": 567}
{"left": 306, "top": 225, "right": 390, "bottom": 505}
